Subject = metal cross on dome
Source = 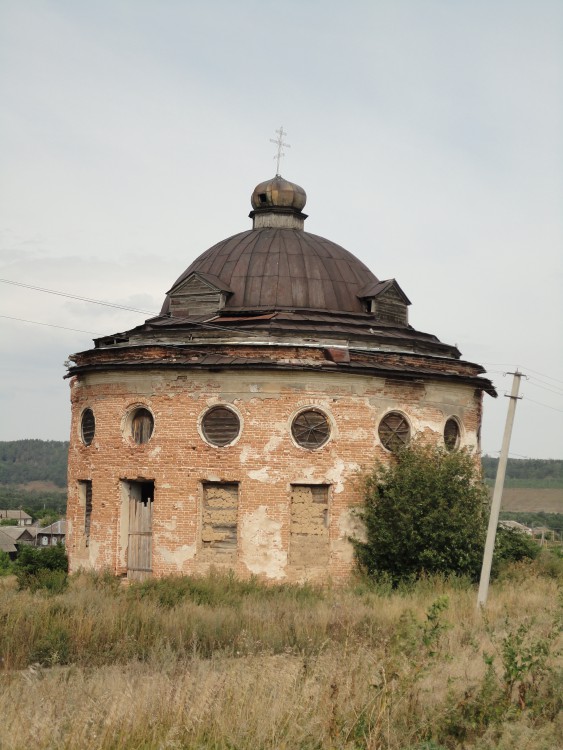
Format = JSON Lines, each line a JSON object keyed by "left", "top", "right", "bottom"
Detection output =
{"left": 270, "top": 126, "right": 290, "bottom": 176}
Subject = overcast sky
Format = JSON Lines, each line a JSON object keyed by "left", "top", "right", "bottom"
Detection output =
{"left": 1, "top": 0, "right": 562, "bottom": 459}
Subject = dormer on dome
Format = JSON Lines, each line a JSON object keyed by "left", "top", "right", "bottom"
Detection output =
{"left": 357, "top": 279, "right": 411, "bottom": 325}
{"left": 250, "top": 175, "right": 308, "bottom": 230}
{"left": 167, "top": 271, "right": 233, "bottom": 318}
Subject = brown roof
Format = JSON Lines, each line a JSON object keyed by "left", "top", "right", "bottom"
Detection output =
{"left": 0, "top": 530, "right": 17, "bottom": 554}
{"left": 0, "top": 509, "right": 32, "bottom": 521}
{"left": 161, "top": 228, "right": 380, "bottom": 316}
{"left": 39, "top": 520, "right": 66, "bottom": 535}
{"left": 0, "top": 526, "right": 37, "bottom": 540}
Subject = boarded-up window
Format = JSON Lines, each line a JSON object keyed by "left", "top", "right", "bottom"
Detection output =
{"left": 289, "top": 485, "right": 330, "bottom": 567}
{"left": 131, "top": 408, "right": 154, "bottom": 444}
{"left": 378, "top": 411, "right": 410, "bottom": 452}
{"left": 291, "top": 409, "right": 330, "bottom": 449}
{"left": 444, "top": 418, "right": 461, "bottom": 451}
{"left": 81, "top": 409, "right": 95, "bottom": 446}
{"left": 202, "top": 407, "right": 240, "bottom": 447}
{"left": 202, "top": 482, "right": 238, "bottom": 554}
{"left": 79, "top": 480, "right": 93, "bottom": 546}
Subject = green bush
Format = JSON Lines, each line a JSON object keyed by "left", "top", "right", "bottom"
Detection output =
{"left": 493, "top": 526, "right": 541, "bottom": 573}
{"left": 355, "top": 443, "right": 489, "bottom": 585}
{"left": 0, "top": 550, "right": 13, "bottom": 576}
{"left": 13, "top": 543, "right": 68, "bottom": 591}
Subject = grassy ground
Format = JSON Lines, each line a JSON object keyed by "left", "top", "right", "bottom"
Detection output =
{"left": 0, "top": 558, "right": 561, "bottom": 750}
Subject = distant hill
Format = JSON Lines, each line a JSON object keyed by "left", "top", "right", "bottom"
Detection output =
{"left": 481, "top": 456, "right": 563, "bottom": 488}
{"left": 0, "top": 439, "right": 68, "bottom": 487}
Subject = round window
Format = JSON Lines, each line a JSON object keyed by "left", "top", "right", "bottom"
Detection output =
{"left": 291, "top": 409, "right": 331, "bottom": 449}
{"left": 81, "top": 408, "right": 95, "bottom": 446}
{"left": 202, "top": 406, "right": 241, "bottom": 447}
{"left": 131, "top": 408, "right": 154, "bottom": 444}
{"left": 378, "top": 411, "right": 410, "bottom": 452}
{"left": 444, "top": 418, "right": 461, "bottom": 451}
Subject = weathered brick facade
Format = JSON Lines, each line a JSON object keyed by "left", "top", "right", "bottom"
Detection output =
{"left": 65, "top": 174, "right": 494, "bottom": 582}
{"left": 67, "top": 365, "right": 484, "bottom": 582}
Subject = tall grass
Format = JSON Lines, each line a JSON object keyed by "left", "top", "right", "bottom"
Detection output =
{"left": 0, "top": 557, "right": 561, "bottom": 750}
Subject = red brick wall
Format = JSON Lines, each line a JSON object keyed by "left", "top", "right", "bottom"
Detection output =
{"left": 67, "top": 367, "right": 483, "bottom": 582}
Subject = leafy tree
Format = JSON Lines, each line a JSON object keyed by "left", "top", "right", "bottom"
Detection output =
{"left": 0, "top": 518, "right": 18, "bottom": 526}
{"left": 355, "top": 443, "right": 490, "bottom": 584}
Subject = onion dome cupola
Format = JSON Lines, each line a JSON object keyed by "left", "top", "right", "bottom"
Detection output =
{"left": 250, "top": 175, "right": 308, "bottom": 230}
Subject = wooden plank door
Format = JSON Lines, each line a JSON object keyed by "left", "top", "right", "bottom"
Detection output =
{"left": 127, "top": 482, "right": 153, "bottom": 581}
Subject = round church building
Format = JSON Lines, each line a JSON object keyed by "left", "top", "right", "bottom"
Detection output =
{"left": 66, "top": 175, "right": 495, "bottom": 582}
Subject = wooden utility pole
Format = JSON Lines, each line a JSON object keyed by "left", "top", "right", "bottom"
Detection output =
{"left": 477, "top": 370, "right": 523, "bottom": 609}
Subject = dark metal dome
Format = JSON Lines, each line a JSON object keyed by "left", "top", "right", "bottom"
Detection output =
{"left": 162, "top": 227, "right": 380, "bottom": 314}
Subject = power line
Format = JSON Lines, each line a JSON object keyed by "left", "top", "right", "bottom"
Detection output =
{"left": 0, "top": 314, "right": 101, "bottom": 335}
{"left": 481, "top": 362, "right": 563, "bottom": 386}
{"left": 0, "top": 277, "right": 245, "bottom": 335}
{"left": 0, "top": 278, "right": 158, "bottom": 315}
{"left": 526, "top": 380, "right": 563, "bottom": 398}
{"left": 523, "top": 396, "right": 563, "bottom": 414}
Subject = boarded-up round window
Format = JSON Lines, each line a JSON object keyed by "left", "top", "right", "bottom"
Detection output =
{"left": 131, "top": 408, "right": 154, "bottom": 444}
{"left": 378, "top": 411, "right": 410, "bottom": 452}
{"left": 291, "top": 409, "right": 331, "bottom": 449}
{"left": 444, "top": 418, "right": 461, "bottom": 451}
{"left": 202, "top": 406, "right": 240, "bottom": 447}
{"left": 81, "top": 408, "right": 95, "bottom": 446}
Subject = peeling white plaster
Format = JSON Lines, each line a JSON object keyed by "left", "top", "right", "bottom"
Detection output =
{"left": 149, "top": 446, "right": 161, "bottom": 458}
{"left": 248, "top": 467, "right": 270, "bottom": 482}
{"left": 332, "top": 509, "right": 365, "bottom": 563}
{"left": 249, "top": 383, "right": 260, "bottom": 393}
{"left": 157, "top": 543, "right": 197, "bottom": 570}
{"left": 263, "top": 433, "right": 283, "bottom": 454}
{"left": 240, "top": 445, "right": 259, "bottom": 464}
{"left": 240, "top": 506, "right": 287, "bottom": 579}
{"left": 86, "top": 538, "right": 102, "bottom": 569}
{"left": 162, "top": 518, "right": 177, "bottom": 531}
{"left": 325, "top": 458, "right": 361, "bottom": 494}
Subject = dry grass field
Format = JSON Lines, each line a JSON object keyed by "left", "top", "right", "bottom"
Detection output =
{"left": 501, "top": 488, "right": 563, "bottom": 513}
{"left": 0, "top": 560, "right": 561, "bottom": 750}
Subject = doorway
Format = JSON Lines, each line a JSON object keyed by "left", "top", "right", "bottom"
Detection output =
{"left": 123, "top": 480, "right": 154, "bottom": 580}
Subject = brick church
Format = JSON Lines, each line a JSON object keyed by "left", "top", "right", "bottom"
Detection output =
{"left": 65, "top": 173, "right": 495, "bottom": 582}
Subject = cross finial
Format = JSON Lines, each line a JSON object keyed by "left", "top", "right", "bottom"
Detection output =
{"left": 270, "top": 126, "right": 290, "bottom": 176}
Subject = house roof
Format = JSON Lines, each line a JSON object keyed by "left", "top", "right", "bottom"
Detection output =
{"left": 38, "top": 520, "right": 66, "bottom": 535}
{"left": 0, "top": 526, "right": 37, "bottom": 540}
{"left": 0, "top": 509, "right": 32, "bottom": 520}
{"left": 0, "top": 530, "right": 17, "bottom": 554}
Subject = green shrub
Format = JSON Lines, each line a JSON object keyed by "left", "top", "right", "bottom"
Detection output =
{"left": 354, "top": 443, "right": 489, "bottom": 585}
{"left": 0, "top": 550, "right": 13, "bottom": 576}
{"left": 13, "top": 543, "right": 68, "bottom": 591}
{"left": 493, "top": 526, "right": 541, "bottom": 574}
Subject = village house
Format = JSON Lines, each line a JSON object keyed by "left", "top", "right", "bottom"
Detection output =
{"left": 36, "top": 520, "right": 66, "bottom": 547}
{"left": 0, "top": 525, "right": 38, "bottom": 547}
{"left": 65, "top": 174, "right": 495, "bottom": 582}
{"left": 0, "top": 509, "right": 33, "bottom": 527}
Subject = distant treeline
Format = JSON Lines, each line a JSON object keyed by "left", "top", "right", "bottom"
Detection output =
{"left": 0, "top": 440, "right": 68, "bottom": 487}
{"left": 0, "top": 441, "right": 562, "bottom": 489}
{"left": 0, "top": 486, "right": 67, "bottom": 518}
{"left": 481, "top": 456, "right": 563, "bottom": 488}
